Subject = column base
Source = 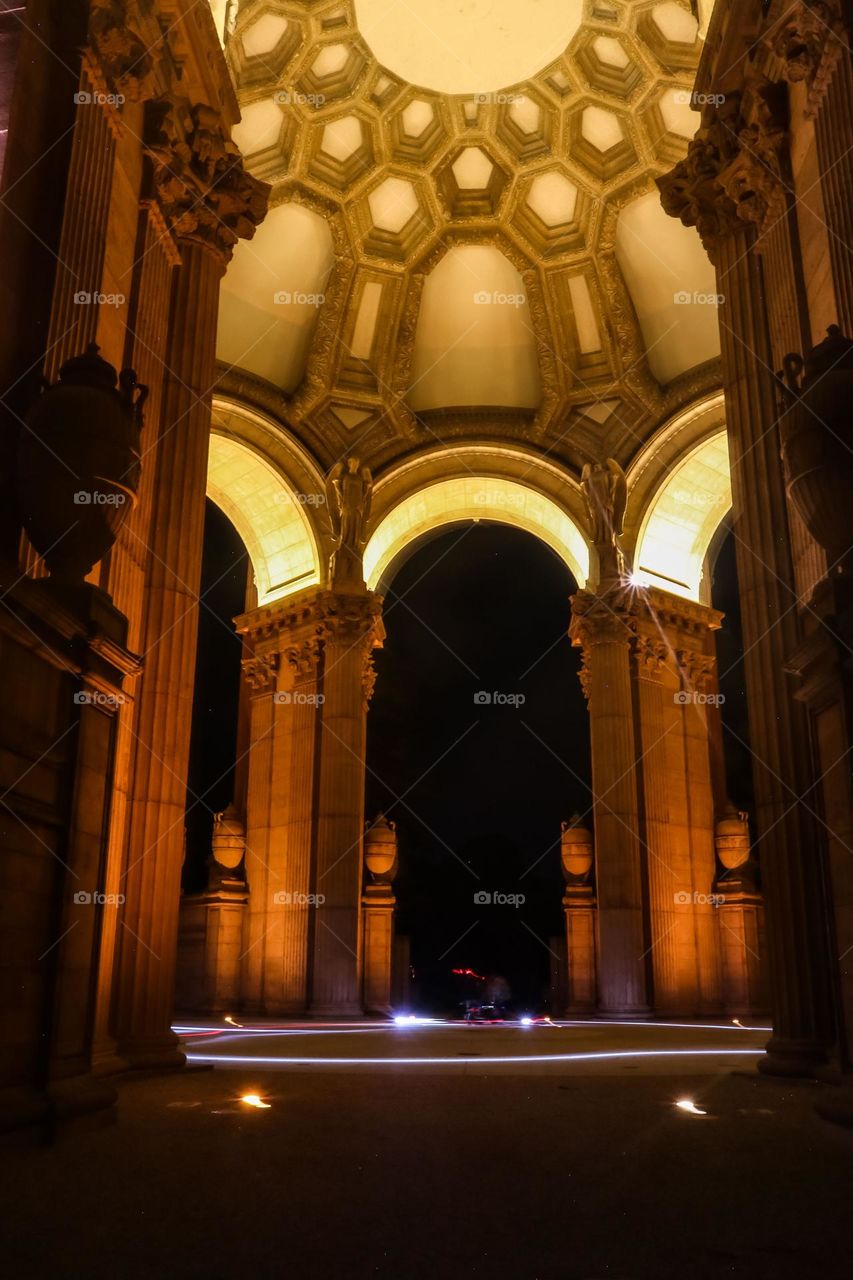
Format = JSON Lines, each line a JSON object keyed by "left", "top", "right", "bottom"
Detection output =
{"left": 307, "top": 1004, "right": 366, "bottom": 1019}
{"left": 758, "top": 1035, "right": 829, "bottom": 1079}
{"left": 597, "top": 1005, "right": 652, "bottom": 1020}
{"left": 118, "top": 1031, "right": 187, "bottom": 1071}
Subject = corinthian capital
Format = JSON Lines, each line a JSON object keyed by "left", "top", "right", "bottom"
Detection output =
{"left": 88, "top": 0, "right": 162, "bottom": 103}
{"left": 145, "top": 95, "right": 269, "bottom": 261}
{"left": 658, "top": 81, "right": 789, "bottom": 259}
{"left": 769, "top": 0, "right": 847, "bottom": 117}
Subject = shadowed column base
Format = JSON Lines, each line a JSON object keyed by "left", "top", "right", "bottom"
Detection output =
{"left": 758, "top": 1036, "right": 829, "bottom": 1079}
{"left": 118, "top": 1032, "right": 186, "bottom": 1071}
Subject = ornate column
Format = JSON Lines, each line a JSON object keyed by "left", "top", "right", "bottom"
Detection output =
{"left": 659, "top": 91, "right": 836, "bottom": 1074}
{"left": 570, "top": 587, "right": 649, "bottom": 1016}
{"left": 560, "top": 816, "right": 597, "bottom": 1014}
{"left": 310, "top": 590, "right": 384, "bottom": 1015}
{"left": 115, "top": 98, "right": 267, "bottom": 1065}
{"left": 362, "top": 814, "right": 398, "bottom": 1016}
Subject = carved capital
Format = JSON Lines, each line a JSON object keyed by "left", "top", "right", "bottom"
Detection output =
{"left": 88, "top": 0, "right": 162, "bottom": 104}
{"left": 569, "top": 588, "right": 634, "bottom": 651}
{"left": 658, "top": 83, "right": 789, "bottom": 258}
{"left": 677, "top": 649, "right": 716, "bottom": 694}
{"left": 284, "top": 636, "right": 323, "bottom": 682}
{"left": 769, "top": 0, "right": 847, "bottom": 117}
{"left": 242, "top": 652, "right": 279, "bottom": 693}
{"left": 145, "top": 95, "right": 269, "bottom": 262}
{"left": 634, "top": 634, "right": 668, "bottom": 681}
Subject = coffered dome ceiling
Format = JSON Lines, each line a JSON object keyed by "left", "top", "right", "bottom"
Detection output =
{"left": 215, "top": 0, "right": 722, "bottom": 473}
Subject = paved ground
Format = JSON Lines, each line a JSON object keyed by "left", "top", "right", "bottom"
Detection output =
{"left": 2, "top": 1021, "right": 852, "bottom": 1280}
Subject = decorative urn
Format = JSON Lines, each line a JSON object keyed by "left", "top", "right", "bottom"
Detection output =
{"left": 778, "top": 326, "right": 853, "bottom": 572}
{"left": 560, "top": 814, "right": 594, "bottom": 883}
{"left": 364, "top": 813, "right": 398, "bottom": 885}
{"left": 714, "top": 805, "right": 751, "bottom": 872}
{"left": 17, "top": 343, "right": 146, "bottom": 582}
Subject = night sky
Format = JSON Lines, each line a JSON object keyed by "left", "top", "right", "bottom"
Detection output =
{"left": 187, "top": 500, "right": 750, "bottom": 1011}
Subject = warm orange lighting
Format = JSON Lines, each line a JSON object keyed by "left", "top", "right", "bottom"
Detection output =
{"left": 240, "top": 1093, "right": 271, "bottom": 1109}
{"left": 224, "top": 1014, "right": 243, "bottom": 1027}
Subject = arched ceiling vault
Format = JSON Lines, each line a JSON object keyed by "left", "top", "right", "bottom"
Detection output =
{"left": 215, "top": 0, "right": 723, "bottom": 478}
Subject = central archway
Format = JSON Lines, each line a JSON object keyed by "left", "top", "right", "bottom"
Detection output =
{"left": 363, "top": 474, "right": 590, "bottom": 592}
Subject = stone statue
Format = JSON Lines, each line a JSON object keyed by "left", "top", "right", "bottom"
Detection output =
{"left": 326, "top": 456, "right": 373, "bottom": 590}
{"left": 581, "top": 458, "right": 627, "bottom": 585}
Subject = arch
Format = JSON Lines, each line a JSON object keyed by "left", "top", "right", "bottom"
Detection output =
{"left": 363, "top": 475, "right": 589, "bottom": 591}
{"left": 206, "top": 434, "right": 322, "bottom": 606}
{"left": 632, "top": 429, "right": 732, "bottom": 602}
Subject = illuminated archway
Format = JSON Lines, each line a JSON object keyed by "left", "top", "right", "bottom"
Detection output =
{"left": 363, "top": 475, "right": 589, "bottom": 590}
{"left": 206, "top": 434, "right": 322, "bottom": 606}
{"left": 632, "top": 429, "right": 732, "bottom": 602}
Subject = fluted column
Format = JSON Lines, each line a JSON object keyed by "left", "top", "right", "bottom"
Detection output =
{"left": 659, "top": 84, "right": 836, "bottom": 1072}
{"left": 715, "top": 227, "right": 834, "bottom": 1072}
{"left": 570, "top": 589, "right": 649, "bottom": 1016}
{"left": 633, "top": 635, "right": 687, "bottom": 1013}
{"left": 115, "top": 235, "right": 227, "bottom": 1065}
{"left": 310, "top": 591, "right": 384, "bottom": 1016}
{"left": 240, "top": 654, "right": 277, "bottom": 1012}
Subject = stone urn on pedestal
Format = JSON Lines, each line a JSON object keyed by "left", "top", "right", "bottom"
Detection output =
{"left": 560, "top": 814, "right": 597, "bottom": 1014}
{"left": 17, "top": 343, "right": 145, "bottom": 590}
{"left": 362, "top": 814, "right": 398, "bottom": 1016}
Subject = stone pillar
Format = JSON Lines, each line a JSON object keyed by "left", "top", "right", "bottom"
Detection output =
{"left": 659, "top": 89, "right": 836, "bottom": 1074}
{"left": 115, "top": 99, "right": 268, "bottom": 1065}
{"left": 560, "top": 817, "right": 597, "bottom": 1014}
{"left": 570, "top": 588, "right": 649, "bottom": 1016}
{"left": 310, "top": 591, "right": 384, "bottom": 1015}
{"left": 362, "top": 814, "right": 398, "bottom": 1016}
{"left": 714, "top": 807, "right": 768, "bottom": 1017}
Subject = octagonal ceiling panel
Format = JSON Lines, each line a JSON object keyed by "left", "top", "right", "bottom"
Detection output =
{"left": 219, "top": 0, "right": 719, "bottom": 455}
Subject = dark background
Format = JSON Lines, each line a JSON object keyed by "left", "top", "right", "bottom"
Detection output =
{"left": 185, "top": 501, "right": 750, "bottom": 1011}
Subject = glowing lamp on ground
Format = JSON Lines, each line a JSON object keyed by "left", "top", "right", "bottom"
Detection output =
{"left": 241, "top": 1094, "right": 271, "bottom": 1109}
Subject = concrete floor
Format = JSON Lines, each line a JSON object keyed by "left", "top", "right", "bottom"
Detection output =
{"left": 2, "top": 1021, "right": 852, "bottom": 1280}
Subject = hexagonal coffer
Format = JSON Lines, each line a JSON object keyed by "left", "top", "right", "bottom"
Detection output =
{"left": 514, "top": 169, "right": 592, "bottom": 257}
{"left": 355, "top": 174, "right": 433, "bottom": 263}
{"left": 435, "top": 146, "right": 509, "bottom": 218}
